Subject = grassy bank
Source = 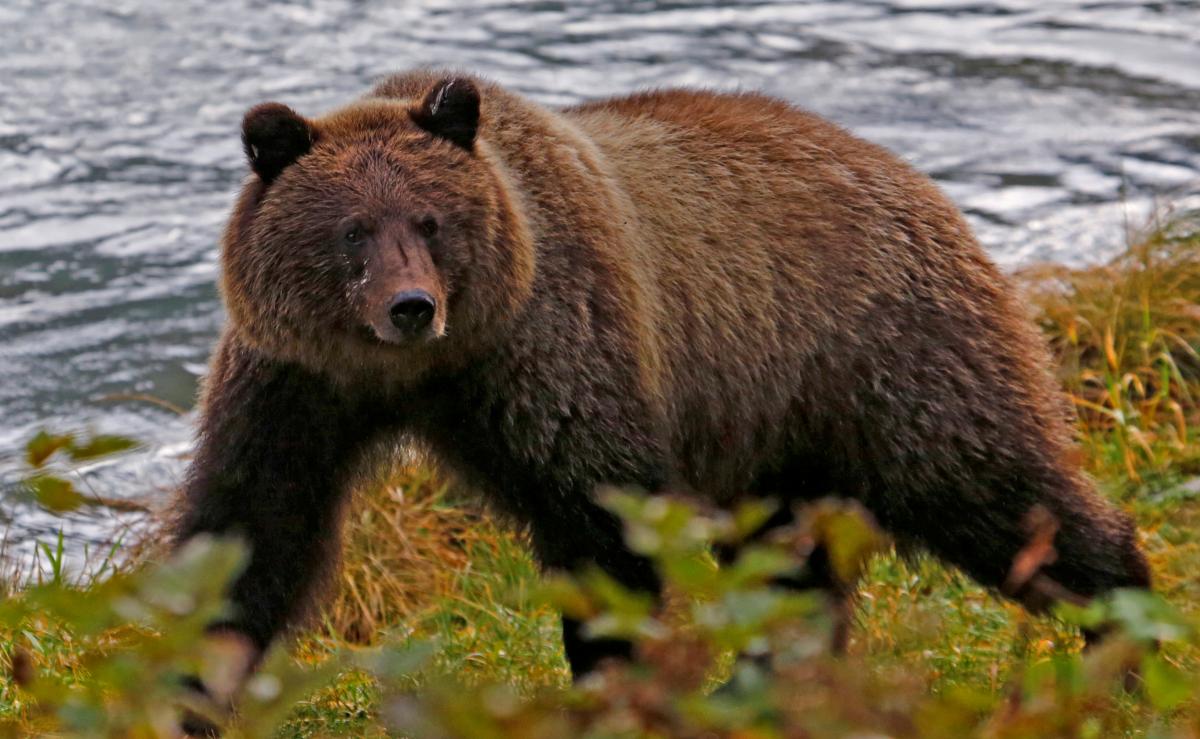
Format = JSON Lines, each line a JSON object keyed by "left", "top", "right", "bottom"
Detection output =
{"left": 3, "top": 209, "right": 1200, "bottom": 737}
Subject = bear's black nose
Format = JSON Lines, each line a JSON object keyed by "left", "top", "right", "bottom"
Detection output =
{"left": 388, "top": 290, "right": 436, "bottom": 336}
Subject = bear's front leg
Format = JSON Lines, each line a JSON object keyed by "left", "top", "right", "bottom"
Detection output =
{"left": 171, "top": 332, "right": 386, "bottom": 727}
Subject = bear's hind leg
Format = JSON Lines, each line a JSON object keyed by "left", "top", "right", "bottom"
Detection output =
{"left": 1023, "top": 482, "right": 1151, "bottom": 618}
{"left": 877, "top": 463, "right": 1150, "bottom": 623}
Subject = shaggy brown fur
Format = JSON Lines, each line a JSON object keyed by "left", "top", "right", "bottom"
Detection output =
{"left": 175, "top": 70, "right": 1150, "bottom": 689}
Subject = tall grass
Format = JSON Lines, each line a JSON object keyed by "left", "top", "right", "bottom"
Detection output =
{"left": 313, "top": 469, "right": 565, "bottom": 688}
{"left": 1018, "top": 209, "right": 1200, "bottom": 488}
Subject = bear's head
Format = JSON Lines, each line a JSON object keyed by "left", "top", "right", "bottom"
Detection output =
{"left": 221, "top": 77, "right": 534, "bottom": 381}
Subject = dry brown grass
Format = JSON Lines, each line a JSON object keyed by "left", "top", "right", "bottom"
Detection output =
{"left": 322, "top": 467, "right": 505, "bottom": 645}
{"left": 118, "top": 464, "right": 513, "bottom": 647}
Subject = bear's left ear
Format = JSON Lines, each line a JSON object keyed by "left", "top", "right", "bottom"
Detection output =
{"left": 410, "top": 78, "right": 480, "bottom": 151}
{"left": 242, "top": 102, "right": 313, "bottom": 184}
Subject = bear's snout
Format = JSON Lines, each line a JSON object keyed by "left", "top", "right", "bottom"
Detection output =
{"left": 388, "top": 289, "right": 437, "bottom": 337}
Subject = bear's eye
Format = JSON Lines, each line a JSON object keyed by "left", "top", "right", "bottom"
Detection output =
{"left": 343, "top": 226, "right": 365, "bottom": 246}
{"left": 417, "top": 217, "right": 439, "bottom": 239}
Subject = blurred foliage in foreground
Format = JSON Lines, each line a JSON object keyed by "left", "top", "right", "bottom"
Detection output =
{"left": 1, "top": 210, "right": 1199, "bottom": 737}
{"left": 2, "top": 491, "right": 1199, "bottom": 738}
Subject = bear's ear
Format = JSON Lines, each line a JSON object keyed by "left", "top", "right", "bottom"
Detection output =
{"left": 409, "top": 78, "right": 480, "bottom": 151}
{"left": 242, "top": 102, "right": 313, "bottom": 184}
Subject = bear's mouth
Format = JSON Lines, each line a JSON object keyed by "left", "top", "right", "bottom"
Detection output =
{"left": 354, "top": 321, "right": 441, "bottom": 348}
{"left": 353, "top": 324, "right": 388, "bottom": 346}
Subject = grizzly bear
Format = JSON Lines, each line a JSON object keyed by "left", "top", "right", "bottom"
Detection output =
{"left": 174, "top": 69, "right": 1150, "bottom": 704}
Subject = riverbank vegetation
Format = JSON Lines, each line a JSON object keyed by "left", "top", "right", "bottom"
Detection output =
{"left": 2, "top": 209, "right": 1199, "bottom": 737}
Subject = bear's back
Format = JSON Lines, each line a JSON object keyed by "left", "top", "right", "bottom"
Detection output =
{"left": 369, "top": 74, "right": 1052, "bottom": 502}
{"left": 561, "top": 90, "right": 1008, "bottom": 467}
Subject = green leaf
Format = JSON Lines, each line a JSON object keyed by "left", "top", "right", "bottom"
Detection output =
{"left": 238, "top": 647, "right": 346, "bottom": 737}
{"left": 26, "top": 430, "right": 76, "bottom": 468}
{"left": 27, "top": 475, "right": 85, "bottom": 513}
{"left": 351, "top": 641, "right": 435, "bottom": 684}
{"left": 1106, "top": 589, "right": 1194, "bottom": 644}
{"left": 1142, "top": 654, "right": 1193, "bottom": 711}
{"left": 730, "top": 498, "right": 778, "bottom": 541}
{"left": 662, "top": 554, "right": 719, "bottom": 595}
{"left": 67, "top": 434, "right": 138, "bottom": 461}
{"left": 811, "top": 503, "right": 884, "bottom": 584}
{"left": 724, "top": 546, "right": 799, "bottom": 590}
{"left": 140, "top": 535, "right": 249, "bottom": 619}
{"left": 535, "top": 574, "right": 594, "bottom": 619}
{"left": 1054, "top": 598, "right": 1109, "bottom": 630}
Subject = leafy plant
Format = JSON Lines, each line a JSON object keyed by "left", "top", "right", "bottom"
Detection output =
{"left": 375, "top": 493, "right": 1200, "bottom": 739}
{"left": 17, "top": 428, "right": 142, "bottom": 515}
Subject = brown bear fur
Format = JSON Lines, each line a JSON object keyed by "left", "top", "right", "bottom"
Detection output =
{"left": 175, "top": 70, "right": 1150, "bottom": 683}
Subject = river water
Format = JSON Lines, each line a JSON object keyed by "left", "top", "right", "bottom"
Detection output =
{"left": 2, "top": 0, "right": 1199, "bottom": 570}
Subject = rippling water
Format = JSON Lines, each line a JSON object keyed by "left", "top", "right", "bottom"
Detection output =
{"left": 2, "top": 0, "right": 1199, "bottom": 568}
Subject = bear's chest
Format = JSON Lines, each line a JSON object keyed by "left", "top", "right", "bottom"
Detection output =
{"left": 404, "top": 363, "right": 669, "bottom": 516}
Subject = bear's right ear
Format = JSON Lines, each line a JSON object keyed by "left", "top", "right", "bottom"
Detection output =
{"left": 409, "top": 78, "right": 481, "bottom": 151}
{"left": 241, "top": 102, "right": 313, "bottom": 184}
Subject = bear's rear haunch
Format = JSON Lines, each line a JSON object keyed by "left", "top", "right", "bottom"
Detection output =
{"left": 175, "top": 70, "right": 1150, "bottom": 697}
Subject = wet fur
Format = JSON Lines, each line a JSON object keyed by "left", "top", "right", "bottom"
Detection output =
{"left": 175, "top": 70, "right": 1150, "bottom": 677}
